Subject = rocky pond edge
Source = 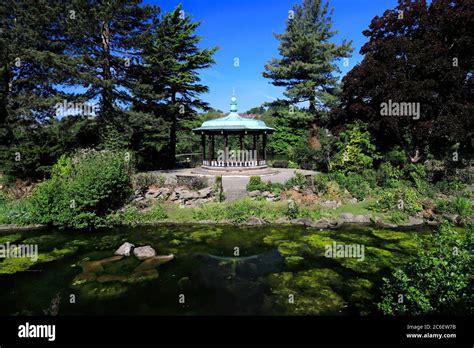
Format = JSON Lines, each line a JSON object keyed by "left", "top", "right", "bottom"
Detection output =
{"left": 0, "top": 212, "right": 462, "bottom": 233}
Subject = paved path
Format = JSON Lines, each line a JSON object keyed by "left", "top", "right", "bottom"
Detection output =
{"left": 153, "top": 168, "right": 318, "bottom": 201}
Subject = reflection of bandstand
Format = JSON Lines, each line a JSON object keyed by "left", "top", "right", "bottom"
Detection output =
{"left": 192, "top": 95, "right": 276, "bottom": 173}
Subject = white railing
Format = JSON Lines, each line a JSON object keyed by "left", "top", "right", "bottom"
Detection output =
{"left": 202, "top": 160, "right": 266, "bottom": 167}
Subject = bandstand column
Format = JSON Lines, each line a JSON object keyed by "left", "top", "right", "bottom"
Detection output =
{"left": 263, "top": 132, "right": 267, "bottom": 162}
{"left": 201, "top": 133, "right": 206, "bottom": 164}
{"left": 224, "top": 133, "right": 228, "bottom": 167}
{"left": 208, "top": 133, "right": 212, "bottom": 163}
{"left": 211, "top": 134, "right": 215, "bottom": 162}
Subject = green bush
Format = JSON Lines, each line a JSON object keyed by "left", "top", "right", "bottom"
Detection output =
{"left": 131, "top": 172, "right": 166, "bottom": 190}
{"left": 378, "top": 222, "right": 473, "bottom": 315}
{"left": 31, "top": 150, "right": 133, "bottom": 229}
{"left": 0, "top": 198, "right": 35, "bottom": 225}
{"left": 247, "top": 176, "right": 268, "bottom": 192}
{"left": 312, "top": 174, "right": 330, "bottom": 194}
{"left": 284, "top": 172, "right": 309, "bottom": 190}
{"left": 435, "top": 196, "right": 472, "bottom": 219}
{"left": 372, "top": 186, "right": 423, "bottom": 215}
{"left": 376, "top": 162, "right": 404, "bottom": 188}
{"left": 331, "top": 172, "right": 371, "bottom": 200}
{"left": 193, "top": 199, "right": 287, "bottom": 223}
{"left": 330, "top": 122, "right": 380, "bottom": 173}
{"left": 288, "top": 160, "right": 299, "bottom": 169}
{"left": 286, "top": 199, "right": 299, "bottom": 219}
{"left": 434, "top": 180, "right": 466, "bottom": 195}
{"left": 272, "top": 160, "right": 289, "bottom": 168}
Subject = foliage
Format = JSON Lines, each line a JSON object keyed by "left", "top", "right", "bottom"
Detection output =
{"left": 378, "top": 223, "right": 473, "bottom": 315}
{"left": 272, "top": 160, "right": 289, "bottom": 168}
{"left": 131, "top": 172, "right": 166, "bottom": 190}
{"left": 286, "top": 199, "right": 299, "bottom": 219}
{"left": 372, "top": 186, "right": 423, "bottom": 216}
{"left": 0, "top": 198, "right": 35, "bottom": 225}
{"left": 435, "top": 197, "right": 473, "bottom": 220}
{"left": 247, "top": 176, "right": 269, "bottom": 192}
{"left": 330, "top": 122, "right": 379, "bottom": 174}
{"left": 30, "top": 150, "right": 133, "bottom": 229}
{"left": 263, "top": 0, "right": 352, "bottom": 120}
{"left": 213, "top": 176, "right": 225, "bottom": 202}
{"left": 332, "top": 172, "right": 371, "bottom": 201}
{"left": 340, "top": 0, "right": 473, "bottom": 159}
{"left": 192, "top": 199, "right": 288, "bottom": 223}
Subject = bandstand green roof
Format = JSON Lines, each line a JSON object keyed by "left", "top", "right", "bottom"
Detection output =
{"left": 193, "top": 96, "right": 275, "bottom": 133}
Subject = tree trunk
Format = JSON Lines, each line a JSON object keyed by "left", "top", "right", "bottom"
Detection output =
{"left": 100, "top": 20, "right": 113, "bottom": 122}
{"left": 169, "top": 93, "right": 177, "bottom": 167}
{"left": 308, "top": 99, "right": 321, "bottom": 150}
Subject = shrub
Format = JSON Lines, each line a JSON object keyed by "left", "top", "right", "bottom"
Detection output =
{"left": 131, "top": 172, "right": 166, "bottom": 190}
{"left": 312, "top": 174, "right": 330, "bottom": 194}
{"left": 435, "top": 196, "right": 472, "bottom": 219}
{"left": 330, "top": 122, "right": 380, "bottom": 173}
{"left": 284, "top": 172, "right": 309, "bottom": 190}
{"left": 372, "top": 186, "right": 423, "bottom": 215}
{"left": 272, "top": 160, "right": 289, "bottom": 168}
{"left": 376, "top": 162, "right": 404, "bottom": 188}
{"left": 176, "top": 175, "right": 208, "bottom": 190}
{"left": 213, "top": 176, "right": 225, "bottom": 202}
{"left": 434, "top": 180, "right": 466, "bottom": 195}
{"left": 288, "top": 160, "right": 299, "bottom": 169}
{"left": 0, "top": 198, "right": 35, "bottom": 225}
{"left": 388, "top": 210, "right": 409, "bottom": 224}
{"left": 247, "top": 176, "right": 268, "bottom": 192}
{"left": 331, "top": 172, "right": 371, "bottom": 200}
{"left": 286, "top": 199, "right": 299, "bottom": 219}
{"left": 378, "top": 222, "right": 473, "bottom": 315}
{"left": 31, "top": 150, "right": 133, "bottom": 229}
{"left": 383, "top": 146, "right": 408, "bottom": 166}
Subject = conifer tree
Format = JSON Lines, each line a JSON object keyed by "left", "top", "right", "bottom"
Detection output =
{"left": 263, "top": 0, "right": 352, "bottom": 148}
{"left": 133, "top": 5, "right": 218, "bottom": 166}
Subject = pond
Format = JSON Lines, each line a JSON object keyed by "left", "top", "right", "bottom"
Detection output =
{"left": 0, "top": 224, "right": 426, "bottom": 315}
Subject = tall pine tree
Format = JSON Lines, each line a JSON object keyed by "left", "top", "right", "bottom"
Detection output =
{"left": 132, "top": 5, "right": 218, "bottom": 166}
{"left": 263, "top": 0, "right": 352, "bottom": 149}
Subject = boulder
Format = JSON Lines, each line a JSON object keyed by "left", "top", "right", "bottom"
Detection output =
{"left": 244, "top": 216, "right": 266, "bottom": 225}
{"left": 134, "top": 254, "right": 174, "bottom": 272}
{"left": 248, "top": 190, "right": 261, "bottom": 198}
{"left": 339, "top": 213, "right": 354, "bottom": 221}
{"left": 311, "top": 218, "right": 338, "bottom": 229}
{"left": 114, "top": 242, "right": 135, "bottom": 257}
{"left": 169, "top": 191, "right": 179, "bottom": 201}
{"left": 156, "top": 187, "right": 171, "bottom": 199}
{"left": 197, "top": 186, "right": 213, "bottom": 198}
{"left": 320, "top": 200, "right": 341, "bottom": 209}
{"left": 290, "top": 218, "right": 313, "bottom": 226}
{"left": 133, "top": 246, "right": 156, "bottom": 260}
{"left": 179, "top": 190, "right": 200, "bottom": 201}
{"left": 262, "top": 191, "right": 271, "bottom": 197}
{"left": 145, "top": 188, "right": 159, "bottom": 199}
{"left": 353, "top": 215, "right": 371, "bottom": 223}
{"left": 443, "top": 213, "right": 460, "bottom": 225}
{"left": 397, "top": 217, "right": 424, "bottom": 228}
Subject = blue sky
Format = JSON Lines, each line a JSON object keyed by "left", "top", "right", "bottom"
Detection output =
{"left": 144, "top": 0, "right": 399, "bottom": 112}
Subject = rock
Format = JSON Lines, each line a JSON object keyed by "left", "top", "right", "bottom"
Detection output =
{"left": 179, "top": 190, "right": 200, "bottom": 201}
{"left": 427, "top": 220, "right": 441, "bottom": 226}
{"left": 133, "top": 246, "right": 156, "bottom": 260}
{"left": 156, "top": 187, "right": 171, "bottom": 199}
{"left": 244, "top": 216, "right": 266, "bottom": 225}
{"left": 443, "top": 213, "right": 460, "bottom": 225}
{"left": 169, "top": 191, "right": 179, "bottom": 201}
{"left": 347, "top": 198, "right": 358, "bottom": 204}
{"left": 134, "top": 254, "right": 174, "bottom": 272}
{"left": 262, "top": 191, "right": 271, "bottom": 197}
{"left": 145, "top": 188, "right": 159, "bottom": 199}
{"left": 339, "top": 213, "right": 354, "bottom": 221}
{"left": 114, "top": 242, "right": 135, "bottom": 256}
{"left": 320, "top": 200, "right": 341, "bottom": 209}
{"left": 248, "top": 190, "right": 261, "bottom": 197}
{"left": 311, "top": 218, "right": 338, "bottom": 229}
{"left": 353, "top": 215, "right": 371, "bottom": 223}
{"left": 290, "top": 218, "right": 313, "bottom": 226}
{"left": 197, "top": 187, "right": 213, "bottom": 198}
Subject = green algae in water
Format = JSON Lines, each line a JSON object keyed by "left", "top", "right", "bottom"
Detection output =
{"left": 264, "top": 269, "right": 345, "bottom": 315}
{"left": 0, "top": 233, "right": 23, "bottom": 244}
{"left": 0, "top": 223, "right": 437, "bottom": 315}
{"left": 0, "top": 246, "right": 78, "bottom": 275}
